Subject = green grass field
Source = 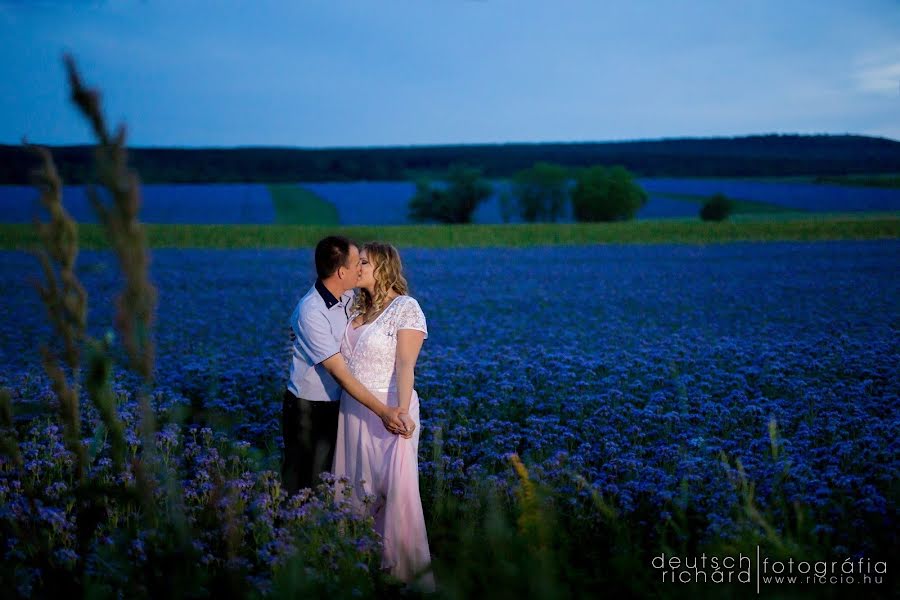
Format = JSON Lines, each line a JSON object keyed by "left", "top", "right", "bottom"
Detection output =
{"left": 1, "top": 213, "right": 897, "bottom": 249}
{"left": 811, "top": 173, "right": 900, "bottom": 188}
{"left": 268, "top": 184, "right": 339, "bottom": 225}
{"left": 646, "top": 173, "right": 900, "bottom": 187}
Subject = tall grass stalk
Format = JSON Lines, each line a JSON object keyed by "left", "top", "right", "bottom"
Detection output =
{"left": 29, "top": 143, "right": 89, "bottom": 483}
{"left": 1, "top": 56, "right": 392, "bottom": 599}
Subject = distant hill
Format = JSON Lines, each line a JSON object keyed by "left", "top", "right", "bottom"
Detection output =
{"left": 1, "top": 134, "right": 899, "bottom": 184}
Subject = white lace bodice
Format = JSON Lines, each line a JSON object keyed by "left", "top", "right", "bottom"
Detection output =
{"left": 341, "top": 295, "right": 428, "bottom": 391}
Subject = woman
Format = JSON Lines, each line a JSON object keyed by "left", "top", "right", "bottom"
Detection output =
{"left": 332, "top": 242, "right": 434, "bottom": 589}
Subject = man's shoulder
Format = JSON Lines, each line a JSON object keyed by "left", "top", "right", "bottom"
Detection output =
{"left": 298, "top": 290, "right": 327, "bottom": 314}
{"left": 293, "top": 286, "right": 324, "bottom": 316}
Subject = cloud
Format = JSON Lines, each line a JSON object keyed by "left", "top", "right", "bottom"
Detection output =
{"left": 854, "top": 56, "right": 900, "bottom": 95}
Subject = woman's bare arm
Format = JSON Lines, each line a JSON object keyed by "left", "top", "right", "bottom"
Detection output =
{"left": 395, "top": 328, "right": 425, "bottom": 438}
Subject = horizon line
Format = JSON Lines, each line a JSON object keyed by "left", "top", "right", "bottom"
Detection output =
{"left": 3, "top": 132, "right": 898, "bottom": 151}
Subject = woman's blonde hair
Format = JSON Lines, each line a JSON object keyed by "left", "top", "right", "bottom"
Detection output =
{"left": 351, "top": 242, "right": 408, "bottom": 318}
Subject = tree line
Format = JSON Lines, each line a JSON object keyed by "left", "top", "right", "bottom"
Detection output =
{"left": 410, "top": 163, "right": 741, "bottom": 223}
{"left": 1, "top": 134, "right": 899, "bottom": 184}
{"left": 408, "top": 163, "right": 647, "bottom": 223}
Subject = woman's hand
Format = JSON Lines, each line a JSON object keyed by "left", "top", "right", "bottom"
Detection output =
{"left": 398, "top": 412, "right": 416, "bottom": 439}
{"left": 378, "top": 405, "right": 407, "bottom": 434}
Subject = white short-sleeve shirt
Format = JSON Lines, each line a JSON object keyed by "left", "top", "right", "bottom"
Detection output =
{"left": 287, "top": 280, "right": 353, "bottom": 402}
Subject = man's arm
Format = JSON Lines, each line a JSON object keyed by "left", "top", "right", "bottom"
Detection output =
{"left": 320, "top": 353, "right": 405, "bottom": 434}
{"left": 295, "top": 305, "right": 403, "bottom": 435}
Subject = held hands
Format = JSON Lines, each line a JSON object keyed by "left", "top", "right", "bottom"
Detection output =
{"left": 379, "top": 406, "right": 416, "bottom": 439}
{"left": 397, "top": 412, "right": 416, "bottom": 439}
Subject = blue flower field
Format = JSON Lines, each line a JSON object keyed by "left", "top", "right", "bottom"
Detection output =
{"left": 0, "top": 241, "right": 897, "bottom": 597}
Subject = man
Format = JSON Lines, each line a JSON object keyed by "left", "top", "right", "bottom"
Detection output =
{"left": 282, "top": 235, "right": 409, "bottom": 496}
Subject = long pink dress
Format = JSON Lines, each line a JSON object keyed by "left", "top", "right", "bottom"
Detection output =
{"left": 332, "top": 295, "right": 434, "bottom": 588}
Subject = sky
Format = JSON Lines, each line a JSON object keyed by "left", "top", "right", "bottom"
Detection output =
{"left": 1, "top": 0, "right": 899, "bottom": 148}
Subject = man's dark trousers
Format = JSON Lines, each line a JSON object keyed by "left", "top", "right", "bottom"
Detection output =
{"left": 281, "top": 389, "right": 340, "bottom": 495}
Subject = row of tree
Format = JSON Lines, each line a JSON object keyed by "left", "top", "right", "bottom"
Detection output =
{"left": 408, "top": 163, "right": 650, "bottom": 223}
{"left": 4, "top": 134, "right": 898, "bottom": 183}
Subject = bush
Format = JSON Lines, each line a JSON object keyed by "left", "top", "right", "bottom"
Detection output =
{"left": 571, "top": 165, "right": 647, "bottom": 222}
{"left": 700, "top": 193, "right": 734, "bottom": 221}
{"left": 408, "top": 165, "right": 493, "bottom": 224}
{"left": 511, "top": 162, "right": 570, "bottom": 222}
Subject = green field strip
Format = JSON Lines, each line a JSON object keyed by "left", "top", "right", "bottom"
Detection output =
{"left": 268, "top": 184, "right": 339, "bottom": 225}
{"left": 651, "top": 191, "right": 800, "bottom": 214}
{"left": 641, "top": 174, "right": 900, "bottom": 186}
{"left": 810, "top": 174, "right": 900, "bottom": 188}
{"left": 1, "top": 214, "right": 897, "bottom": 249}
{"left": 726, "top": 210, "right": 900, "bottom": 222}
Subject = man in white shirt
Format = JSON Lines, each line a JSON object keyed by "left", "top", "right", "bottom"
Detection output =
{"left": 282, "top": 236, "right": 407, "bottom": 495}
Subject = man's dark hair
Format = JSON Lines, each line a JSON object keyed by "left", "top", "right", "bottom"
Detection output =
{"left": 315, "top": 235, "right": 356, "bottom": 279}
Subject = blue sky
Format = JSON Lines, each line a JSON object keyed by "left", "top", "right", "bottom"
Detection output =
{"left": 1, "top": 0, "right": 898, "bottom": 147}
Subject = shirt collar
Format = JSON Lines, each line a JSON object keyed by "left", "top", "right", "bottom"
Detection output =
{"left": 315, "top": 278, "right": 342, "bottom": 309}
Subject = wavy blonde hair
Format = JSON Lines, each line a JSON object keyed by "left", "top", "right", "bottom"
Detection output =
{"left": 351, "top": 242, "right": 409, "bottom": 319}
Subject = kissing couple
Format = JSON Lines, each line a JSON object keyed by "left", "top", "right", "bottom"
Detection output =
{"left": 281, "top": 235, "right": 434, "bottom": 589}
